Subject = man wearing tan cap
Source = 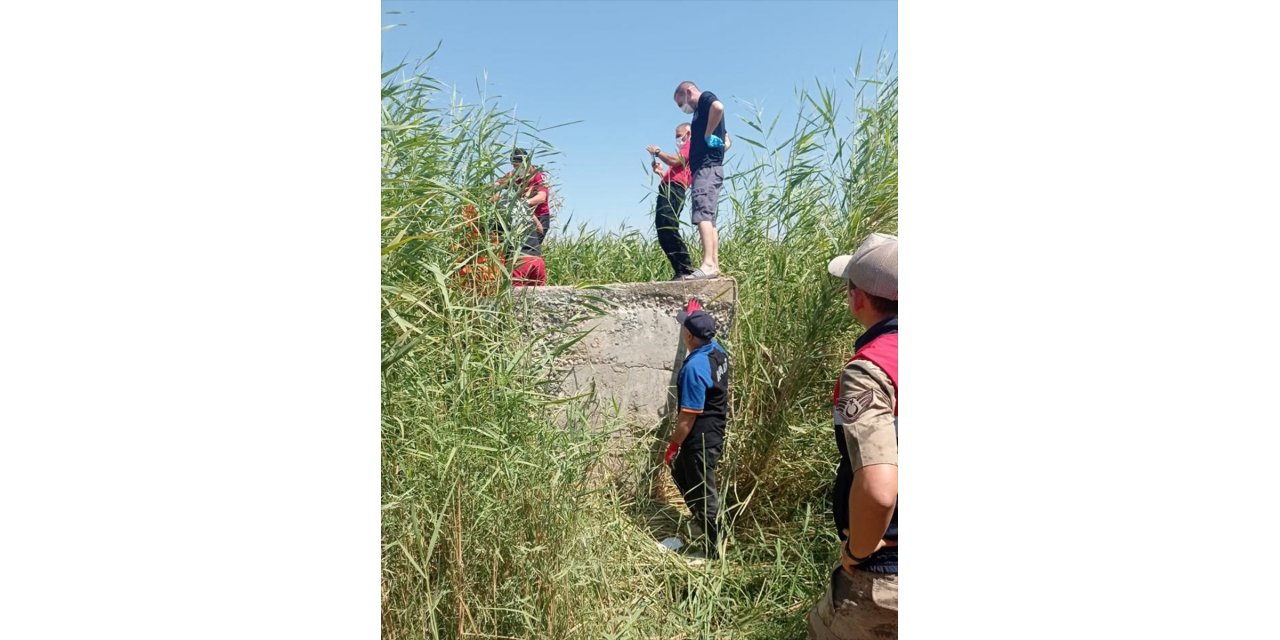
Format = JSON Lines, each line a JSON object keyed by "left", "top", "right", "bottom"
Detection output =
{"left": 808, "top": 232, "right": 899, "bottom": 640}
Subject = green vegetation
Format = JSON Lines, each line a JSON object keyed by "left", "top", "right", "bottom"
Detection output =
{"left": 382, "top": 52, "right": 898, "bottom": 639}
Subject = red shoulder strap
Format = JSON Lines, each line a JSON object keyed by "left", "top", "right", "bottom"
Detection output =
{"left": 852, "top": 333, "right": 898, "bottom": 415}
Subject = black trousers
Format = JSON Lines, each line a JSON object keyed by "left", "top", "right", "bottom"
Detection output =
{"left": 670, "top": 442, "right": 722, "bottom": 554}
{"left": 655, "top": 182, "right": 693, "bottom": 277}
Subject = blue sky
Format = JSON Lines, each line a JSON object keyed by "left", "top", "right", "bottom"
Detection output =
{"left": 382, "top": 0, "right": 897, "bottom": 233}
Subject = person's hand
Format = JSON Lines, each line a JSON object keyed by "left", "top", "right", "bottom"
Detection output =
{"left": 705, "top": 134, "right": 724, "bottom": 149}
{"left": 646, "top": 145, "right": 661, "bottom": 155}
{"left": 840, "top": 538, "right": 890, "bottom": 576}
{"left": 488, "top": 192, "right": 500, "bottom": 204}
{"left": 652, "top": 161, "right": 662, "bottom": 173}
{"left": 534, "top": 217, "right": 545, "bottom": 235}
{"left": 664, "top": 441, "right": 680, "bottom": 465}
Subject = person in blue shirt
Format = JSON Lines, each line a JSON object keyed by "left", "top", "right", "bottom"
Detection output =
{"left": 664, "top": 300, "right": 731, "bottom": 557}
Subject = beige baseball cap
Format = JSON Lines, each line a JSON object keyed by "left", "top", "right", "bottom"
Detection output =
{"left": 827, "top": 232, "right": 897, "bottom": 300}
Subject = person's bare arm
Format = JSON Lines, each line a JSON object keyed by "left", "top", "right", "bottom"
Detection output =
{"left": 704, "top": 100, "right": 724, "bottom": 139}
{"left": 526, "top": 189, "right": 548, "bottom": 234}
{"left": 647, "top": 146, "right": 685, "bottom": 167}
{"left": 846, "top": 463, "right": 897, "bottom": 557}
{"left": 670, "top": 411, "right": 697, "bottom": 446}
{"left": 489, "top": 171, "right": 512, "bottom": 202}
{"left": 522, "top": 173, "right": 549, "bottom": 208}
{"left": 725, "top": 133, "right": 732, "bottom": 152}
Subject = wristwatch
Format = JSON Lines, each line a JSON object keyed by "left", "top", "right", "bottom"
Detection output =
{"left": 839, "top": 540, "right": 870, "bottom": 565}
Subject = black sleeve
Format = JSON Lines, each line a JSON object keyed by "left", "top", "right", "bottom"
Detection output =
{"left": 702, "top": 92, "right": 725, "bottom": 134}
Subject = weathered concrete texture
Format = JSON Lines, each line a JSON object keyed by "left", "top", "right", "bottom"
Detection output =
{"left": 514, "top": 279, "right": 737, "bottom": 440}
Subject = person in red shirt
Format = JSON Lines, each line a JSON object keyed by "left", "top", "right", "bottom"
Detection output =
{"left": 490, "top": 148, "right": 550, "bottom": 286}
{"left": 648, "top": 125, "right": 732, "bottom": 281}
{"left": 647, "top": 124, "right": 695, "bottom": 280}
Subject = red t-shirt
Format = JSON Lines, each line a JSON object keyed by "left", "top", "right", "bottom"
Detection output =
{"left": 500, "top": 168, "right": 551, "bottom": 217}
{"left": 661, "top": 141, "right": 692, "bottom": 187}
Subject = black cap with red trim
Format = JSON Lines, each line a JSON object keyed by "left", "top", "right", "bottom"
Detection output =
{"left": 676, "top": 298, "right": 717, "bottom": 340}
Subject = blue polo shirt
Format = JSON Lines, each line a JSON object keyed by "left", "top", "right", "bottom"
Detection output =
{"left": 677, "top": 339, "right": 730, "bottom": 450}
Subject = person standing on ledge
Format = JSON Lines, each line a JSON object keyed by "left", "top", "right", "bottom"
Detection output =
{"left": 648, "top": 123, "right": 732, "bottom": 281}
{"left": 673, "top": 80, "right": 727, "bottom": 280}
{"left": 647, "top": 123, "right": 695, "bottom": 280}
{"left": 808, "top": 232, "right": 898, "bottom": 639}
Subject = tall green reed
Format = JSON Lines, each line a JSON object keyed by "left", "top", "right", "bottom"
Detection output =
{"left": 383, "top": 50, "right": 897, "bottom": 639}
